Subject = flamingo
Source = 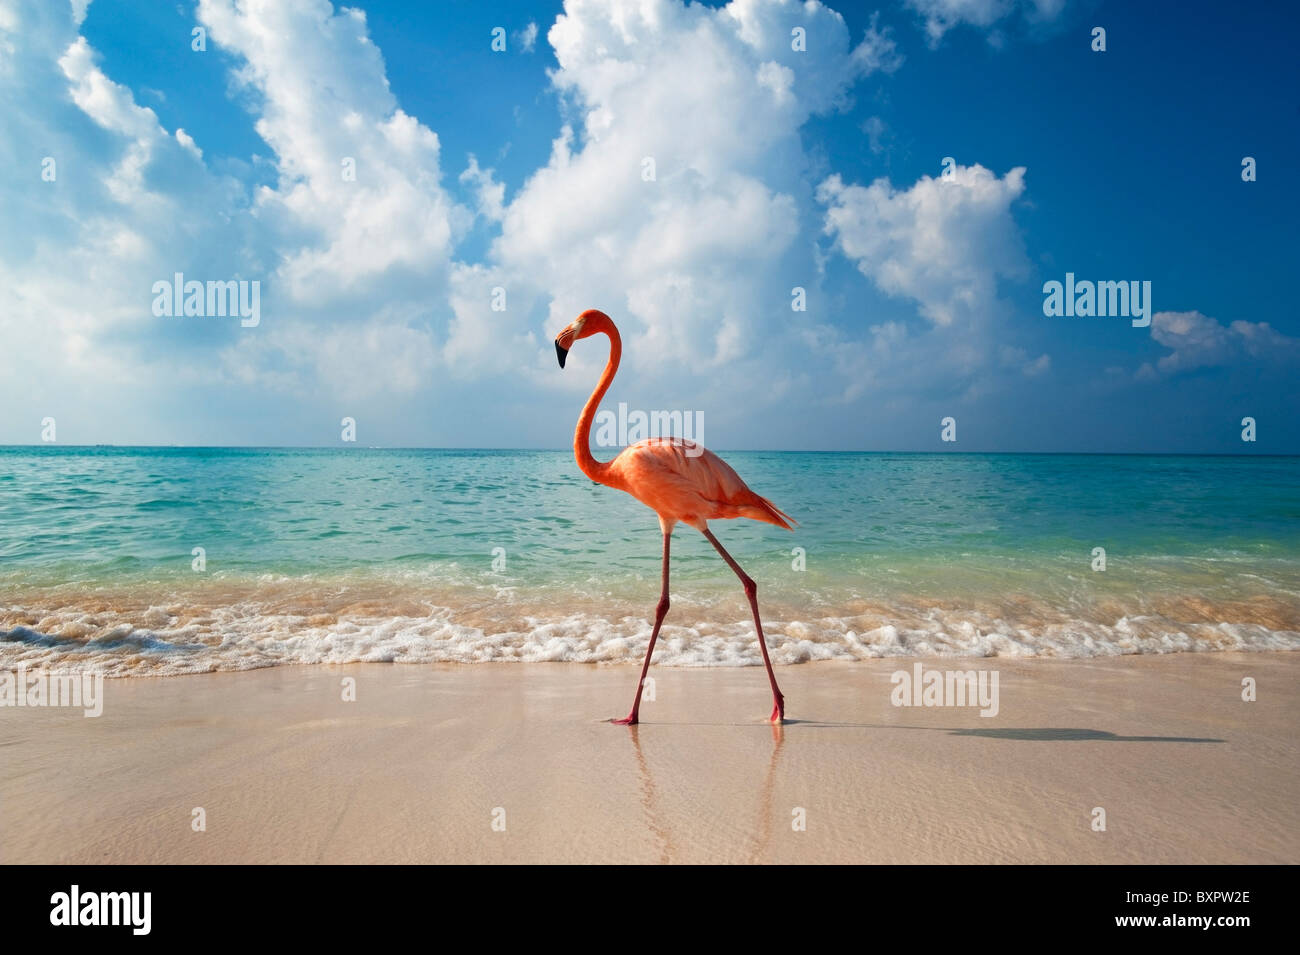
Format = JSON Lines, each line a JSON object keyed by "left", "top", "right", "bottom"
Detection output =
{"left": 554, "top": 309, "right": 795, "bottom": 724}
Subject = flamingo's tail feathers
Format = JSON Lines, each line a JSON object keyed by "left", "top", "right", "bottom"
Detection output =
{"left": 738, "top": 493, "right": 797, "bottom": 530}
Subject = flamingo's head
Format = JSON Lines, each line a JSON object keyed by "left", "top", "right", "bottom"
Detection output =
{"left": 554, "top": 310, "right": 607, "bottom": 368}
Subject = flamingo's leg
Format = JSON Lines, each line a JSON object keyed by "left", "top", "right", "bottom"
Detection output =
{"left": 702, "top": 528, "right": 785, "bottom": 723}
{"left": 614, "top": 531, "right": 671, "bottom": 725}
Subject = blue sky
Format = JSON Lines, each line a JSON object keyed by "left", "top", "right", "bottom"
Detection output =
{"left": 2, "top": 0, "right": 1296, "bottom": 451}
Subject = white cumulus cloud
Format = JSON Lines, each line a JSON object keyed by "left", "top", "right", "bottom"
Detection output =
{"left": 907, "top": 0, "right": 1069, "bottom": 46}
{"left": 1139, "top": 310, "right": 1299, "bottom": 378}
{"left": 456, "top": 0, "right": 901, "bottom": 395}
{"left": 818, "top": 163, "right": 1029, "bottom": 327}
{"left": 197, "top": 0, "right": 467, "bottom": 304}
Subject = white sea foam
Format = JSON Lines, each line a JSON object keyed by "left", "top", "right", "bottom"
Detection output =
{"left": 1, "top": 598, "right": 1297, "bottom": 677}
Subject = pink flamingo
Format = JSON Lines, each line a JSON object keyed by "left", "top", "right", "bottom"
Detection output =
{"left": 554, "top": 309, "right": 795, "bottom": 724}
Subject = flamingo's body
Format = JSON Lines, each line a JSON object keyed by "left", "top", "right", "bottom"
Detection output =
{"left": 554, "top": 309, "right": 793, "bottom": 724}
{"left": 607, "top": 437, "right": 794, "bottom": 533}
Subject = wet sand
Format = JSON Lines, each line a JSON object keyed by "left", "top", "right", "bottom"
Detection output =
{"left": 1, "top": 653, "right": 1296, "bottom": 863}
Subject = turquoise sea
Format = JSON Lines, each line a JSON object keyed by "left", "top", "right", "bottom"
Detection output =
{"left": 1, "top": 447, "right": 1297, "bottom": 675}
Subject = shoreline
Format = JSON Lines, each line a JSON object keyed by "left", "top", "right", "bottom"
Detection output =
{"left": 3, "top": 652, "right": 1296, "bottom": 863}
{"left": 5, "top": 573, "right": 1297, "bottom": 675}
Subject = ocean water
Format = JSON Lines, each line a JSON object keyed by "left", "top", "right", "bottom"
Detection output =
{"left": 1, "top": 447, "right": 1297, "bottom": 675}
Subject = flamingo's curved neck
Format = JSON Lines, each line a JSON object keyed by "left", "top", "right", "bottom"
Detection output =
{"left": 574, "top": 319, "right": 621, "bottom": 487}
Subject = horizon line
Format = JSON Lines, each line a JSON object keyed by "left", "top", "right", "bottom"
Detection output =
{"left": 0, "top": 445, "right": 1295, "bottom": 457}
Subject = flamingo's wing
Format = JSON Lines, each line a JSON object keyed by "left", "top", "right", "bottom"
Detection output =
{"left": 615, "top": 438, "right": 795, "bottom": 530}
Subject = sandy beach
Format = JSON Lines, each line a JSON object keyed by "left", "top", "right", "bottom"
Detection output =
{"left": 2, "top": 653, "right": 1296, "bottom": 864}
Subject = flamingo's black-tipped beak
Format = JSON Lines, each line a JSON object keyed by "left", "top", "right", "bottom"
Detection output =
{"left": 555, "top": 340, "right": 568, "bottom": 369}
